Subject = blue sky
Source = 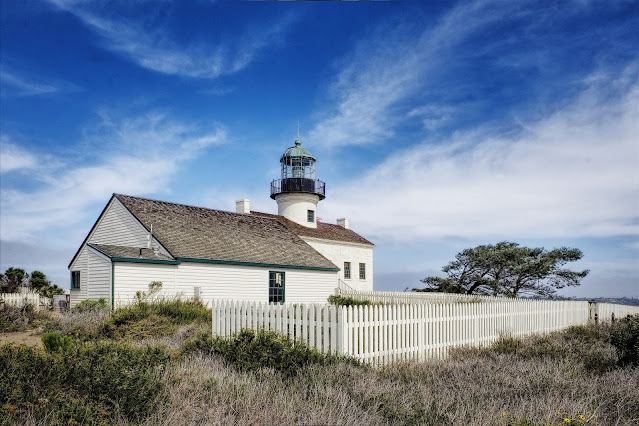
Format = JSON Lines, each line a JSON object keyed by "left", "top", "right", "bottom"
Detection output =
{"left": 1, "top": 0, "right": 637, "bottom": 298}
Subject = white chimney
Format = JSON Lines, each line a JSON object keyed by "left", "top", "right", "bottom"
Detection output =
{"left": 236, "top": 199, "right": 250, "bottom": 214}
{"left": 337, "top": 218, "right": 349, "bottom": 229}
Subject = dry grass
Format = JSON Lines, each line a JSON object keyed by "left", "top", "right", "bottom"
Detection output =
{"left": 5, "top": 305, "right": 638, "bottom": 426}
{"left": 44, "top": 307, "right": 109, "bottom": 339}
{"left": 144, "top": 354, "right": 381, "bottom": 426}
{"left": 139, "top": 351, "right": 638, "bottom": 426}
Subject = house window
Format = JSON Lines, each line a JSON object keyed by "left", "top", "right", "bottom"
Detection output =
{"left": 71, "top": 271, "right": 81, "bottom": 289}
{"left": 307, "top": 209, "right": 315, "bottom": 223}
{"left": 359, "top": 263, "right": 366, "bottom": 280}
{"left": 269, "top": 271, "right": 285, "bottom": 304}
{"left": 344, "top": 262, "right": 351, "bottom": 279}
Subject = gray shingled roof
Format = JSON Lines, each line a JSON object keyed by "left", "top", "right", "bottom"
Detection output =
{"left": 114, "top": 194, "right": 338, "bottom": 270}
{"left": 89, "top": 243, "right": 175, "bottom": 261}
{"left": 251, "top": 212, "right": 373, "bottom": 246}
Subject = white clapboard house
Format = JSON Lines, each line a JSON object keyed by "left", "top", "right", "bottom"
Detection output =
{"left": 69, "top": 138, "right": 373, "bottom": 308}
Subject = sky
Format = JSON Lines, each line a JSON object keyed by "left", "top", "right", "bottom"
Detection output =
{"left": 0, "top": 0, "right": 637, "bottom": 298}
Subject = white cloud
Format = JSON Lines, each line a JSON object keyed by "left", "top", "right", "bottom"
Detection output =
{"left": 0, "top": 138, "right": 38, "bottom": 173}
{"left": 308, "top": 0, "right": 521, "bottom": 148}
{"left": 320, "top": 74, "right": 639, "bottom": 242}
{"left": 46, "top": 0, "right": 295, "bottom": 79}
{"left": 0, "top": 112, "right": 226, "bottom": 242}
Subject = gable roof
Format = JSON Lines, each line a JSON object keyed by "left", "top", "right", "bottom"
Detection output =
{"left": 114, "top": 194, "right": 338, "bottom": 270}
{"left": 251, "top": 212, "right": 373, "bottom": 246}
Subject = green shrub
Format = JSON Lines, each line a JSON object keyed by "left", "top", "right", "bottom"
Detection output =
{"left": 181, "top": 330, "right": 215, "bottom": 357}
{"left": 42, "top": 332, "right": 74, "bottom": 352}
{"left": 182, "top": 329, "right": 360, "bottom": 377}
{"left": 328, "top": 295, "right": 373, "bottom": 306}
{"left": 489, "top": 336, "right": 523, "bottom": 354}
{"left": 609, "top": 314, "right": 639, "bottom": 367}
{"left": 112, "top": 314, "right": 178, "bottom": 340}
{"left": 0, "top": 340, "right": 171, "bottom": 424}
{"left": 104, "top": 299, "right": 211, "bottom": 340}
{"left": 518, "top": 336, "right": 567, "bottom": 359}
{"left": 70, "top": 297, "right": 109, "bottom": 313}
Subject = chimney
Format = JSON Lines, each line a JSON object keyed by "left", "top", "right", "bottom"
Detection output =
{"left": 337, "top": 218, "right": 349, "bottom": 229}
{"left": 236, "top": 199, "right": 250, "bottom": 214}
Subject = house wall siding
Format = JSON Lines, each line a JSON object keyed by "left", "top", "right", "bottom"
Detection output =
{"left": 69, "top": 247, "right": 88, "bottom": 308}
{"left": 284, "top": 269, "right": 337, "bottom": 303}
{"left": 113, "top": 263, "right": 178, "bottom": 307}
{"left": 89, "top": 198, "right": 170, "bottom": 256}
{"left": 87, "top": 248, "right": 111, "bottom": 302}
{"left": 302, "top": 237, "right": 373, "bottom": 291}
{"left": 112, "top": 262, "right": 338, "bottom": 307}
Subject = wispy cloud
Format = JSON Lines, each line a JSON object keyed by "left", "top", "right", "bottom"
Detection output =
{"left": 46, "top": 0, "right": 296, "bottom": 79}
{"left": 308, "top": 0, "right": 521, "bottom": 148}
{"left": 0, "top": 137, "right": 38, "bottom": 173}
{"left": 0, "top": 69, "right": 81, "bottom": 97}
{"left": 308, "top": 0, "right": 635, "bottom": 149}
{"left": 321, "top": 68, "right": 639, "bottom": 242}
{"left": 0, "top": 111, "right": 226, "bottom": 242}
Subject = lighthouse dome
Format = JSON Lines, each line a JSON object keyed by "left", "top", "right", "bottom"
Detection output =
{"left": 280, "top": 138, "right": 316, "bottom": 162}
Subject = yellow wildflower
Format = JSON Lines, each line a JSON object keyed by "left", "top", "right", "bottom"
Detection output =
{"left": 503, "top": 412, "right": 507, "bottom": 416}
{"left": 578, "top": 415, "right": 585, "bottom": 420}
{"left": 564, "top": 419, "right": 571, "bottom": 423}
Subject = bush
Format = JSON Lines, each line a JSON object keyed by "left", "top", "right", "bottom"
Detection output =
{"left": 42, "top": 332, "right": 74, "bottom": 352}
{"left": 489, "top": 336, "right": 523, "bottom": 354}
{"left": 182, "top": 329, "right": 360, "bottom": 377}
{"left": 609, "top": 314, "right": 639, "bottom": 367}
{"left": 328, "top": 295, "right": 373, "bottom": 306}
{"left": 70, "top": 298, "right": 109, "bottom": 313}
{"left": 452, "top": 323, "right": 620, "bottom": 373}
{"left": 0, "top": 303, "right": 50, "bottom": 332}
{"left": 103, "top": 299, "right": 211, "bottom": 340}
{"left": 0, "top": 341, "right": 171, "bottom": 424}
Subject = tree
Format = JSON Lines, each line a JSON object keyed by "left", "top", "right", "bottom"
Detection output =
{"left": 29, "top": 270, "right": 65, "bottom": 298}
{"left": 0, "top": 267, "right": 28, "bottom": 293}
{"left": 415, "top": 242, "right": 589, "bottom": 298}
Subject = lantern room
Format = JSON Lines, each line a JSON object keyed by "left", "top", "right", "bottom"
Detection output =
{"left": 271, "top": 138, "right": 325, "bottom": 200}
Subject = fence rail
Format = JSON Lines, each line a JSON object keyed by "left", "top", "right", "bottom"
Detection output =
{"left": 0, "top": 292, "right": 51, "bottom": 310}
{"left": 337, "top": 289, "right": 520, "bottom": 304}
{"left": 213, "top": 299, "right": 593, "bottom": 366}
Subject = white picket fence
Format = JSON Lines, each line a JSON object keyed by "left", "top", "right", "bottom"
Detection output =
{"left": 212, "top": 299, "right": 591, "bottom": 366}
{"left": 597, "top": 303, "right": 639, "bottom": 322}
{"left": 0, "top": 292, "right": 51, "bottom": 310}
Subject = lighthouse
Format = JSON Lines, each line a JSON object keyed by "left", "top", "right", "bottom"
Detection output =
{"left": 270, "top": 138, "right": 325, "bottom": 228}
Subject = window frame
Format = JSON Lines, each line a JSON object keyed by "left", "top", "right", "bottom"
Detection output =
{"left": 344, "top": 262, "right": 351, "bottom": 279}
{"left": 359, "top": 263, "right": 366, "bottom": 280}
{"left": 70, "top": 270, "right": 81, "bottom": 290}
{"left": 268, "top": 271, "right": 285, "bottom": 304}
{"left": 307, "top": 209, "right": 315, "bottom": 223}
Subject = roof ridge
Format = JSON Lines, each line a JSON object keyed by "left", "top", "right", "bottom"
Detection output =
{"left": 114, "top": 193, "right": 282, "bottom": 223}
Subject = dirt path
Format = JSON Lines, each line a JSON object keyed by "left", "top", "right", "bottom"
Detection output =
{"left": 0, "top": 331, "right": 43, "bottom": 348}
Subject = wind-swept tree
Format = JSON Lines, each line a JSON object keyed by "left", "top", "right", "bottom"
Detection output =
{"left": 0, "top": 267, "right": 28, "bottom": 293}
{"left": 29, "top": 270, "right": 65, "bottom": 298}
{"left": 415, "top": 242, "right": 589, "bottom": 298}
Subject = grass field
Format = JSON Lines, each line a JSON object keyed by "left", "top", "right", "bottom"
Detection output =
{"left": 1, "top": 299, "right": 637, "bottom": 425}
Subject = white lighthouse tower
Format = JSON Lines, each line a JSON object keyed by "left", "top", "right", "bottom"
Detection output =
{"left": 270, "top": 138, "right": 325, "bottom": 228}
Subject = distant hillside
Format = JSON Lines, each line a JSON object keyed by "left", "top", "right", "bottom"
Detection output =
{"left": 566, "top": 297, "right": 639, "bottom": 307}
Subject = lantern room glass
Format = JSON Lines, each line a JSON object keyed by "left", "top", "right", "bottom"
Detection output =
{"left": 281, "top": 157, "right": 316, "bottom": 179}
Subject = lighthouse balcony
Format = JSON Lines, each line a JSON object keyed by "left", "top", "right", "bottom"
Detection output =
{"left": 270, "top": 178, "right": 325, "bottom": 200}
